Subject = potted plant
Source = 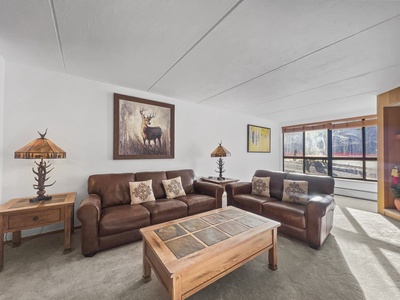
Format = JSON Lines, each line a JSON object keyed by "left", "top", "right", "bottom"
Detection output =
{"left": 391, "top": 165, "right": 400, "bottom": 211}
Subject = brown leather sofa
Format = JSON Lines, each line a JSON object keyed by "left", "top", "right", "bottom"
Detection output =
{"left": 226, "top": 170, "right": 335, "bottom": 249}
{"left": 77, "top": 169, "right": 223, "bottom": 256}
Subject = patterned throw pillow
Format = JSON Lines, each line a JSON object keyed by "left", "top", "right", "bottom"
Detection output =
{"left": 162, "top": 176, "right": 186, "bottom": 199}
{"left": 251, "top": 176, "right": 271, "bottom": 197}
{"left": 129, "top": 180, "right": 156, "bottom": 205}
{"left": 282, "top": 180, "right": 309, "bottom": 205}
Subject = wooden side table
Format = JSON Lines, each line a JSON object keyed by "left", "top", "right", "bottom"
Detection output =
{"left": 0, "top": 192, "right": 76, "bottom": 272}
{"left": 200, "top": 177, "right": 239, "bottom": 191}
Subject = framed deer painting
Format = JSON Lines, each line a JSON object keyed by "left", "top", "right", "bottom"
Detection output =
{"left": 113, "top": 93, "right": 175, "bottom": 159}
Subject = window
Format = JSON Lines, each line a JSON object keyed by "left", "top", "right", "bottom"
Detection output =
{"left": 284, "top": 158, "right": 303, "bottom": 173}
{"left": 365, "top": 126, "right": 377, "bottom": 157}
{"left": 305, "top": 130, "right": 327, "bottom": 157}
{"left": 284, "top": 132, "right": 303, "bottom": 156}
{"left": 332, "top": 128, "right": 362, "bottom": 157}
{"left": 282, "top": 115, "right": 377, "bottom": 181}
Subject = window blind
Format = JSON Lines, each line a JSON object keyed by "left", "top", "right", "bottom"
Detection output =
{"left": 282, "top": 115, "right": 377, "bottom": 133}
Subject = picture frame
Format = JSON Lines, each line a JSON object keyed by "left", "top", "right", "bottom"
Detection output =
{"left": 113, "top": 93, "right": 175, "bottom": 159}
{"left": 247, "top": 124, "right": 271, "bottom": 153}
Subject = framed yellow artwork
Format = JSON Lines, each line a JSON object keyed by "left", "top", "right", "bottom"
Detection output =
{"left": 247, "top": 124, "right": 271, "bottom": 153}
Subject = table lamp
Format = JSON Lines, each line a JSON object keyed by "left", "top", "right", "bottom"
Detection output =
{"left": 14, "top": 129, "right": 66, "bottom": 202}
{"left": 211, "top": 142, "right": 231, "bottom": 180}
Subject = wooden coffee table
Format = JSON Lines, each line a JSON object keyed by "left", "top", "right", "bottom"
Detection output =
{"left": 140, "top": 206, "right": 280, "bottom": 300}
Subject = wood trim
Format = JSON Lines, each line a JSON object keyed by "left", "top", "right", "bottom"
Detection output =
{"left": 282, "top": 115, "right": 377, "bottom": 133}
{"left": 377, "top": 86, "right": 400, "bottom": 216}
{"left": 377, "top": 92, "right": 389, "bottom": 213}
{"left": 384, "top": 208, "right": 400, "bottom": 221}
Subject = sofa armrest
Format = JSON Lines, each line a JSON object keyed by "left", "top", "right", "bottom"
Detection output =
{"left": 193, "top": 181, "right": 224, "bottom": 208}
{"left": 307, "top": 195, "right": 335, "bottom": 217}
{"left": 226, "top": 182, "right": 252, "bottom": 206}
{"left": 77, "top": 194, "right": 102, "bottom": 256}
{"left": 306, "top": 195, "right": 336, "bottom": 249}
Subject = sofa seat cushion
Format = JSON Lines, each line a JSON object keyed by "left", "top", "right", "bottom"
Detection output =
{"left": 175, "top": 194, "right": 216, "bottom": 215}
{"left": 142, "top": 198, "right": 188, "bottom": 225}
{"left": 99, "top": 204, "right": 150, "bottom": 237}
{"left": 262, "top": 201, "right": 306, "bottom": 229}
{"left": 233, "top": 194, "right": 274, "bottom": 215}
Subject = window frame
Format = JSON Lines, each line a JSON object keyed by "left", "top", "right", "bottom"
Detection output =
{"left": 282, "top": 116, "right": 377, "bottom": 182}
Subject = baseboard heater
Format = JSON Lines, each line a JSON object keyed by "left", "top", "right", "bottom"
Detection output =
{"left": 334, "top": 187, "right": 377, "bottom": 201}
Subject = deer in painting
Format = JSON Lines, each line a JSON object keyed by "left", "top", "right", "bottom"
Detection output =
{"left": 139, "top": 108, "right": 162, "bottom": 146}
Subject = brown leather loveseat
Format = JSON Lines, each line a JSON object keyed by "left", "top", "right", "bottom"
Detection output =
{"left": 77, "top": 169, "right": 223, "bottom": 256}
{"left": 226, "top": 170, "right": 335, "bottom": 249}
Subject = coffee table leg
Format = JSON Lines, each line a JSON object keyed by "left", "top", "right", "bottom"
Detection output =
{"left": 170, "top": 274, "right": 182, "bottom": 300}
{"left": 142, "top": 242, "right": 151, "bottom": 283}
{"left": 268, "top": 228, "right": 278, "bottom": 270}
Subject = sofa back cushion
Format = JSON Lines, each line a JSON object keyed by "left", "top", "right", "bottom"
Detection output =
{"left": 254, "top": 170, "right": 287, "bottom": 200}
{"left": 135, "top": 171, "right": 167, "bottom": 199}
{"left": 286, "top": 173, "right": 334, "bottom": 196}
{"left": 166, "top": 169, "right": 196, "bottom": 194}
{"left": 88, "top": 173, "right": 135, "bottom": 208}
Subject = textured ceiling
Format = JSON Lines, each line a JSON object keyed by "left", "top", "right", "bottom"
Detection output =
{"left": 1, "top": 0, "right": 400, "bottom": 124}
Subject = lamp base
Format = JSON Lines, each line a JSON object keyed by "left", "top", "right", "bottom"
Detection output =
{"left": 215, "top": 157, "right": 227, "bottom": 181}
{"left": 29, "top": 195, "right": 52, "bottom": 202}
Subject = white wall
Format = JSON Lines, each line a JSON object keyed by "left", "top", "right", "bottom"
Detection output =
{"left": 0, "top": 56, "right": 4, "bottom": 203}
{"left": 2, "top": 62, "right": 280, "bottom": 234}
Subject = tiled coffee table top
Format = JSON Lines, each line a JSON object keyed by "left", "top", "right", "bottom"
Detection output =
{"left": 154, "top": 209, "right": 269, "bottom": 259}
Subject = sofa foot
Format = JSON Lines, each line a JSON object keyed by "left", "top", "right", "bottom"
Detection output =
{"left": 309, "top": 244, "right": 320, "bottom": 250}
{"left": 84, "top": 251, "right": 97, "bottom": 257}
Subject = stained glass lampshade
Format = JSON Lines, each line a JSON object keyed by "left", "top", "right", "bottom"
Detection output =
{"left": 211, "top": 142, "right": 231, "bottom": 180}
{"left": 14, "top": 129, "right": 66, "bottom": 202}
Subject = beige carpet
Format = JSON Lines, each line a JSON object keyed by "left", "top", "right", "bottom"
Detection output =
{"left": 0, "top": 197, "right": 399, "bottom": 300}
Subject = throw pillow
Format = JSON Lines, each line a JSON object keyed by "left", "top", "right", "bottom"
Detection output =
{"left": 251, "top": 176, "right": 271, "bottom": 197}
{"left": 162, "top": 176, "right": 186, "bottom": 199}
{"left": 282, "top": 180, "right": 309, "bottom": 205}
{"left": 129, "top": 180, "right": 156, "bottom": 205}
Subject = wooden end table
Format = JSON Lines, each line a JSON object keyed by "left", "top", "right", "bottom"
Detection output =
{"left": 0, "top": 192, "right": 76, "bottom": 272}
{"left": 200, "top": 177, "right": 239, "bottom": 191}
